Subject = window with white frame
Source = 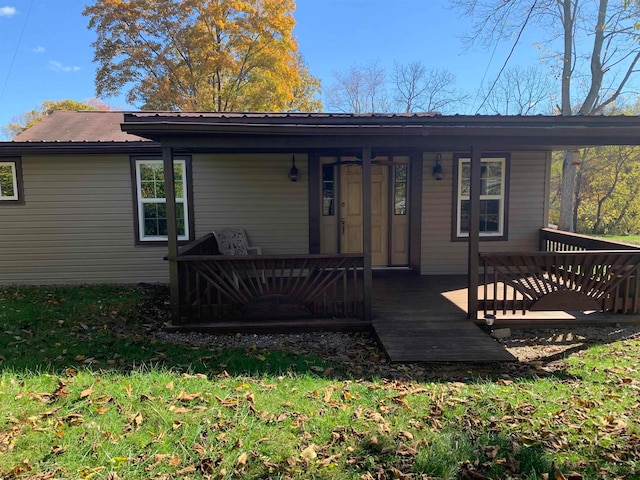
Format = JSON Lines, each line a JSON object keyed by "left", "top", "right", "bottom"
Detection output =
{"left": 0, "top": 159, "right": 22, "bottom": 204}
{"left": 134, "top": 158, "right": 190, "bottom": 242}
{"left": 456, "top": 156, "right": 507, "bottom": 238}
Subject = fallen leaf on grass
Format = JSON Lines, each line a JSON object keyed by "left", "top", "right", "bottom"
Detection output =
{"left": 388, "top": 466, "right": 412, "bottom": 479}
{"left": 554, "top": 467, "right": 567, "bottom": 480}
{"left": 324, "top": 386, "right": 336, "bottom": 402}
{"left": 168, "top": 406, "right": 191, "bottom": 414}
{"left": 215, "top": 396, "right": 239, "bottom": 409}
{"left": 124, "top": 412, "right": 143, "bottom": 432}
{"left": 176, "top": 391, "right": 201, "bottom": 402}
{"left": 176, "top": 465, "right": 196, "bottom": 475}
{"left": 301, "top": 444, "right": 317, "bottom": 461}
{"left": 318, "top": 453, "right": 343, "bottom": 467}
{"left": 236, "top": 452, "right": 249, "bottom": 466}
{"left": 80, "top": 388, "right": 94, "bottom": 399}
{"left": 181, "top": 373, "right": 208, "bottom": 379}
{"left": 484, "top": 445, "right": 498, "bottom": 459}
{"left": 50, "top": 445, "right": 66, "bottom": 455}
{"left": 59, "top": 413, "right": 83, "bottom": 426}
{"left": 460, "top": 461, "right": 491, "bottom": 480}
{"left": 198, "top": 457, "right": 216, "bottom": 474}
{"left": 193, "top": 443, "right": 207, "bottom": 456}
{"left": 396, "top": 443, "right": 418, "bottom": 456}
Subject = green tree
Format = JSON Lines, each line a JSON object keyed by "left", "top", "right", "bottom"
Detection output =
{"left": 549, "top": 105, "right": 640, "bottom": 235}
{"left": 83, "top": 0, "right": 321, "bottom": 112}
{"left": 2, "top": 99, "right": 106, "bottom": 140}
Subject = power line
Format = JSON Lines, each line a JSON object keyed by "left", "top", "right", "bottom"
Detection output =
{"left": 474, "top": 0, "right": 539, "bottom": 114}
{"left": 0, "top": 0, "right": 35, "bottom": 106}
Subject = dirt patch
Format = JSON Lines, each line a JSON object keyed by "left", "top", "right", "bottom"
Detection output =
{"left": 140, "top": 284, "right": 640, "bottom": 381}
{"left": 153, "top": 324, "right": 640, "bottom": 381}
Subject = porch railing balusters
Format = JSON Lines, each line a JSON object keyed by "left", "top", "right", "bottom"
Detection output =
{"left": 169, "top": 240, "right": 365, "bottom": 324}
{"left": 478, "top": 229, "right": 640, "bottom": 316}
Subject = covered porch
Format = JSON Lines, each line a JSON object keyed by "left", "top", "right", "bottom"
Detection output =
{"left": 120, "top": 113, "right": 640, "bottom": 360}
{"left": 166, "top": 227, "right": 639, "bottom": 362}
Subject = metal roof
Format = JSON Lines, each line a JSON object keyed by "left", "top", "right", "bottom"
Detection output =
{"left": 4, "top": 111, "right": 640, "bottom": 153}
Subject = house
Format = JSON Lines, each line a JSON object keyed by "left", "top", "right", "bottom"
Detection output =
{"left": 1, "top": 110, "right": 639, "bottom": 334}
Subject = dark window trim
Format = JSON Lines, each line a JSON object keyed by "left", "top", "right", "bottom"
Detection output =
{"left": 451, "top": 153, "right": 510, "bottom": 242}
{"left": 130, "top": 155, "right": 195, "bottom": 246}
{"left": 0, "top": 157, "right": 25, "bottom": 206}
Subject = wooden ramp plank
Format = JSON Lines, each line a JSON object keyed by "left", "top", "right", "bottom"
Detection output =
{"left": 372, "top": 272, "right": 515, "bottom": 363}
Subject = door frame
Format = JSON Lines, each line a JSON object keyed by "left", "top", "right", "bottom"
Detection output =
{"left": 313, "top": 154, "right": 415, "bottom": 267}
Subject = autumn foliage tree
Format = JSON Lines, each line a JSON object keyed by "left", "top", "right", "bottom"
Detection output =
{"left": 83, "top": 0, "right": 321, "bottom": 112}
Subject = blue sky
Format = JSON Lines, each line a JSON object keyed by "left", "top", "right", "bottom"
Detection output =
{"left": 0, "top": 0, "right": 547, "bottom": 135}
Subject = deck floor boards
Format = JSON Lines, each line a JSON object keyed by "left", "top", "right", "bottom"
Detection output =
{"left": 372, "top": 272, "right": 515, "bottom": 362}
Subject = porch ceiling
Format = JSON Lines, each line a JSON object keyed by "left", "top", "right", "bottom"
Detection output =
{"left": 121, "top": 112, "right": 640, "bottom": 152}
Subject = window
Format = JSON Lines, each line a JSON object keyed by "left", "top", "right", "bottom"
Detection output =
{"left": 393, "top": 163, "right": 408, "bottom": 215}
{"left": 321, "top": 164, "right": 335, "bottom": 216}
{"left": 133, "top": 157, "right": 192, "bottom": 243}
{"left": 455, "top": 156, "right": 509, "bottom": 239}
{"left": 0, "top": 158, "right": 23, "bottom": 205}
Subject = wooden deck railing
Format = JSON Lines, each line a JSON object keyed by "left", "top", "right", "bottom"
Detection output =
{"left": 539, "top": 228, "right": 640, "bottom": 252}
{"left": 170, "top": 243, "right": 365, "bottom": 324}
{"left": 480, "top": 229, "right": 640, "bottom": 316}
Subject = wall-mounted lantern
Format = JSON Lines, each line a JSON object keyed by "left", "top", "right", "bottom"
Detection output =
{"left": 288, "top": 156, "right": 299, "bottom": 182}
{"left": 433, "top": 153, "right": 444, "bottom": 180}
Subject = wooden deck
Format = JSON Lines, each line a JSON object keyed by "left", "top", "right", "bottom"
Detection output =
{"left": 372, "top": 271, "right": 515, "bottom": 363}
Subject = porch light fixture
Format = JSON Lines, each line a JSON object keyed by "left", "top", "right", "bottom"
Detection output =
{"left": 288, "top": 155, "right": 299, "bottom": 182}
{"left": 433, "top": 153, "right": 444, "bottom": 180}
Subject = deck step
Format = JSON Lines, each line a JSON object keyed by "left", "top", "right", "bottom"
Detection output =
{"left": 372, "top": 272, "right": 515, "bottom": 363}
{"left": 373, "top": 321, "right": 515, "bottom": 362}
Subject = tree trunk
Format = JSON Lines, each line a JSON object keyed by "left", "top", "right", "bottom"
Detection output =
{"left": 557, "top": 0, "right": 576, "bottom": 232}
{"left": 559, "top": 150, "right": 577, "bottom": 231}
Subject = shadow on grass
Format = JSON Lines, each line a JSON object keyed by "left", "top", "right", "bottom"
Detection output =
{"left": 0, "top": 284, "right": 636, "bottom": 383}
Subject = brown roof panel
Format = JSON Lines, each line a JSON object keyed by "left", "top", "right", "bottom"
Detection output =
{"left": 13, "top": 110, "right": 148, "bottom": 143}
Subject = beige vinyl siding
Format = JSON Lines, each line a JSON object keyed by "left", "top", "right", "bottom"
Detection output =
{"left": 192, "top": 153, "right": 309, "bottom": 253}
{"left": 0, "top": 154, "right": 169, "bottom": 285}
{"left": 420, "top": 151, "right": 550, "bottom": 275}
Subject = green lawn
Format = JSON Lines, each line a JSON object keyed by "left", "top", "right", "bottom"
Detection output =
{"left": 595, "top": 234, "right": 640, "bottom": 246}
{"left": 1, "top": 285, "right": 639, "bottom": 479}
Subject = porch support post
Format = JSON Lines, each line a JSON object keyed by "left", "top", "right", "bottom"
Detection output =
{"left": 362, "top": 146, "right": 373, "bottom": 321}
{"left": 308, "top": 151, "right": 321, "bottom": 254}
{"left": 467, "top": 145, "right": 482, "bottom": 320}
{"left": 163, "top": 146, "right": 181, "bottom": 323}
{"left": 409, "top": 150, "right": 423, "bottom": 272}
